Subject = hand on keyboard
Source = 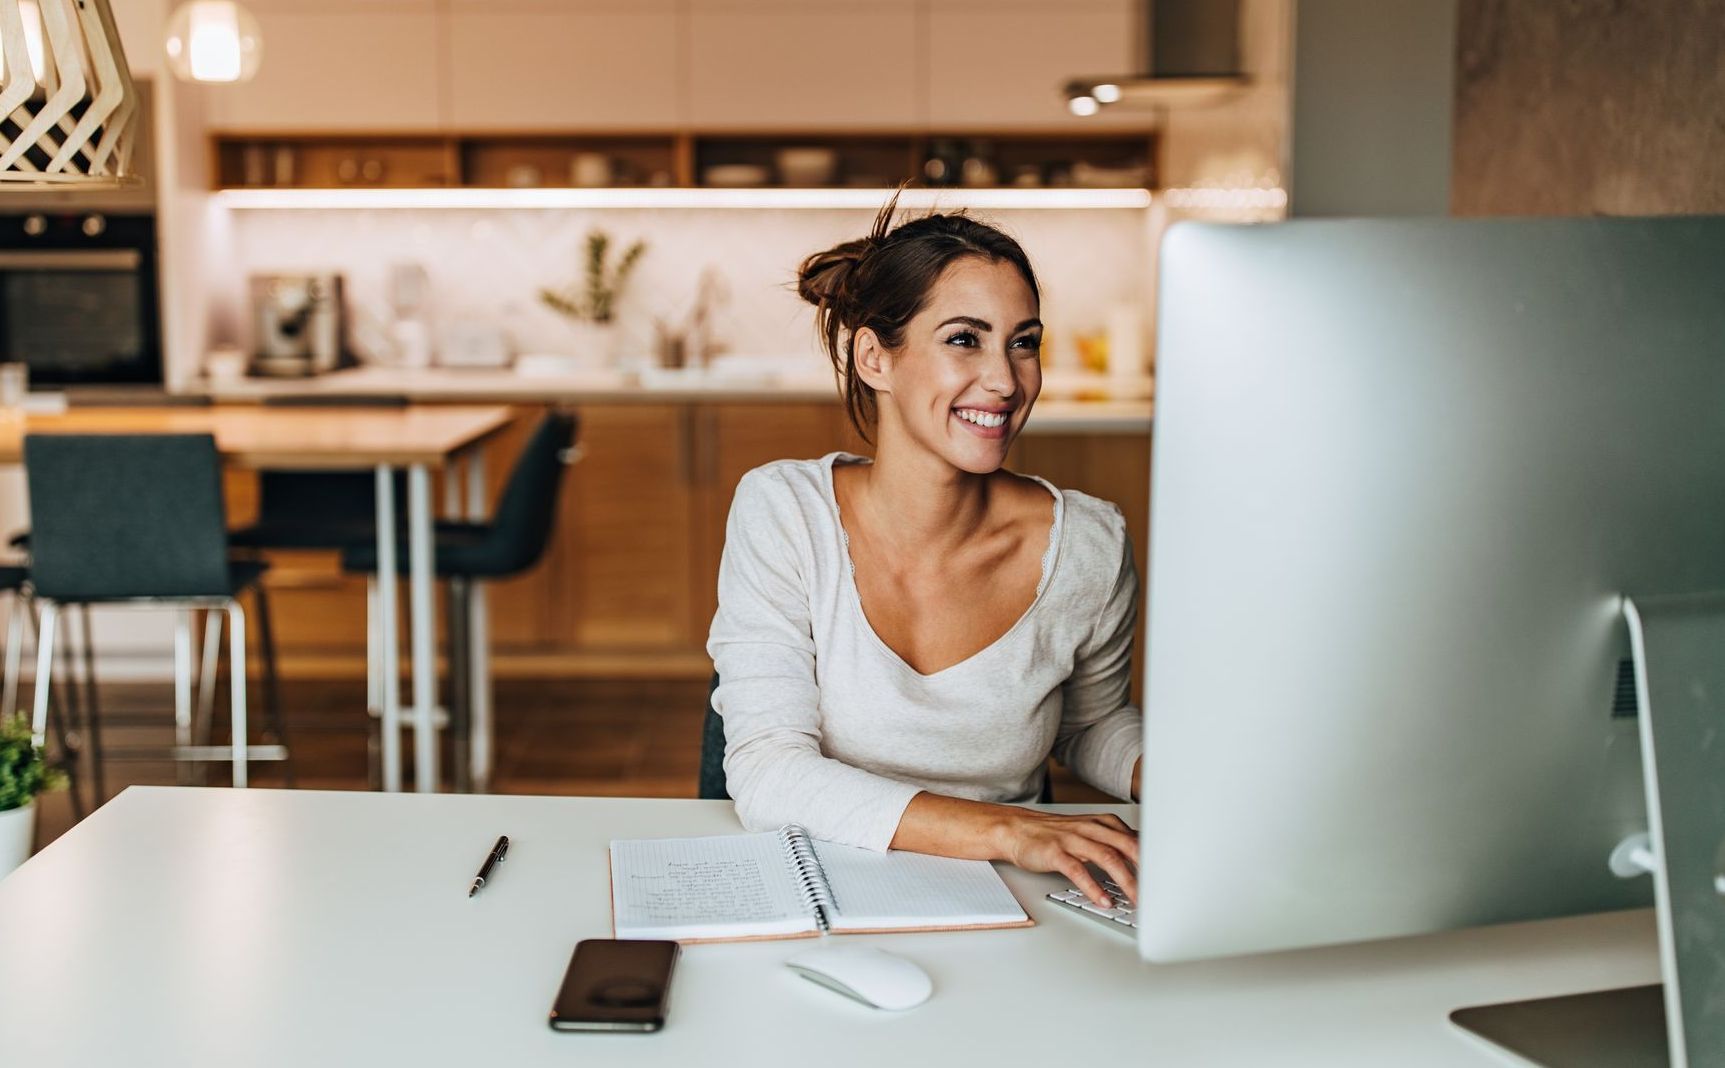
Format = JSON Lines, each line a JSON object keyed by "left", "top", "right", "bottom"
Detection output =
{"left": 1049, "top": 879, "right": 1139, "bottom": 930}
{"left": 994, "top": 810, "right": 1138, "bottom": 908}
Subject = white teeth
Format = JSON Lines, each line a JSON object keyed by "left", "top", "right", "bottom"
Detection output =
{"left": 955, "top": 408, "right": 1007, "bottom": 428}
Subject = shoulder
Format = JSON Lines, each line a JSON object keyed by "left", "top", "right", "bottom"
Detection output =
{"left": 1040, "top": 485, "right": 1133, "bottom": 613}
{"left": 732, "top": 456, "right": 833, "bottom": 510}
{"left": 727, "top": 455, "right": 846, "bottom": 547}
{"left": 1052, "top": 487, "right": 1129, "bottom": 562}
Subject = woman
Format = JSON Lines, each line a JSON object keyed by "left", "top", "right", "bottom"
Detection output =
{"left": 708, "top": 197, "right": 1142, "bottom": 907}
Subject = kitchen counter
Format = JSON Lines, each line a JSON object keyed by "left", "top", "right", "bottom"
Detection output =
{"left": 193, "top": 365, "right": 1154, "bottom": 434}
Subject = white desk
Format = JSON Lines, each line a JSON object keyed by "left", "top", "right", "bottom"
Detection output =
{"left": 0, "top": 788, "right": 1659, "bottom": 1067}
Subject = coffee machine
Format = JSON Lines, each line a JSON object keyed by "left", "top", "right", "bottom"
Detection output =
{"left": 251, "top": 273, "right": 345, "bottom": 376}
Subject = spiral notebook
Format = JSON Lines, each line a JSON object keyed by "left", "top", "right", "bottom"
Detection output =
{"left": 608, "top": 826, "right": 1033, "bottom": 943}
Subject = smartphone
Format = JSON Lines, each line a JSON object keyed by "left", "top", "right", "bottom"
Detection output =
{"left": 549, "top": 939, "right": 680, "bottom": 1033}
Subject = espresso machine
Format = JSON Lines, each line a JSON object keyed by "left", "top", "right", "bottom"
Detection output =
{"left": 251, "top": 273, "right": 346, "bottom": 376}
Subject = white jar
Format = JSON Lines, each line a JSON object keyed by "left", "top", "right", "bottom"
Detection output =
{"left": 0, "top": 800, "right": 35, "bottom": 879}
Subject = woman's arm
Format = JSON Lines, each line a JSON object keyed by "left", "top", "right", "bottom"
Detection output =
{"left": 891, "top": 793, "right": 1139, "bottom": 907}
{"left": 710, "top": 469, "right": 923, "bottom": 851}
{"left": 1052, "top": 527, "right": 1145, "bottom": 801}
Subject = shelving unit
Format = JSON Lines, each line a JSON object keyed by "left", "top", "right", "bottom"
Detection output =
{"left": 210, "top": 130, "right": 1158, "bottom": 193}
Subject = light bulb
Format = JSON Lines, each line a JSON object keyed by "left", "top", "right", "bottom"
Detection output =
{"left": 1068, "top": 95, "right": 1099, "bottom": 117}
{"left": 1092, "top": 83, "right": 1121, "bottom": 104}
{"left": 165, "top": 0, "right": 262, "bottom": 83}
{"left": 0, "top": 1, "right": 48, "bottom": 84}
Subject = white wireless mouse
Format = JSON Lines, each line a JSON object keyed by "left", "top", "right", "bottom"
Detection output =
{"left": 784, "top": 945, "right": 933, "bottom": 1011}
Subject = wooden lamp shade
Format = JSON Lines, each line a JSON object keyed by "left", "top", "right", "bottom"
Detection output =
{"left": 0, "top": 0, "right": 139, "bottom": 187}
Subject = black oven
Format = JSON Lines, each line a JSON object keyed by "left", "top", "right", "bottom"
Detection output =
{"left": 0, "top": 212, "right": 162, "bottom": 386}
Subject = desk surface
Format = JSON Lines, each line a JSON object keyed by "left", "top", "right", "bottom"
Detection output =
{"left": 0, "top": 405, "right": 516, "bottom": 467}
{"left": 0, "top": 788, "right": 1659, "bottom": 1067}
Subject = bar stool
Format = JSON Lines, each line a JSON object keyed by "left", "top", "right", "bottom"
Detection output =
{"left": 23, "top": 434, "right": 289, "bottom": 787}
{"left": 339, "top": 410, "right": 578, "bottom": 791}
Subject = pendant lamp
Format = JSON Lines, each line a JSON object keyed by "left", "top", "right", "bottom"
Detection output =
{"left": 164, "top": 1, "right": 260, "bottom": 84}
{"left": 0, "top": 0, "right": 140, "bottom": 187}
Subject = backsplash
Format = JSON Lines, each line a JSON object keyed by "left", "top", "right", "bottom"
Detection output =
{"left": 221, "top": 206, "right": 1152, "bottom": 372}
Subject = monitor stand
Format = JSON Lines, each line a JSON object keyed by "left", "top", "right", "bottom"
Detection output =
{"left": 1451, "top": 593, "right": 1725, "bottom": 1068}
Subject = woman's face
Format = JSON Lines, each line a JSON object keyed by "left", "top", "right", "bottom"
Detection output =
{"left": 870, "top": 256, "right": 1042, "bottom": 475}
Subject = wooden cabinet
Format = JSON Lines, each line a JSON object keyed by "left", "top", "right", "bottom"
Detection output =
{"left": 204, "top": 11, "right": 446, "bottom": 131}
{"left": 249, "top": 402, "right": 1148, "bottom": 690}
{"left": 679, "top": 5, "right": 921, "bottom": 129}
{"left": 446, "top": 8, "right": 683, "bottom": 131}
{"left": 925, "top": 1, "right": 1145, "bottom": 128}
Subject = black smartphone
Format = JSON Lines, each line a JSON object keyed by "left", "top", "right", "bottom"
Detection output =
{"left": 548, "top": 939, "right": 680, "bottom": 1033}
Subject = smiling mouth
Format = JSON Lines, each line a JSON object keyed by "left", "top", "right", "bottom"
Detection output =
{"left": 953, "top": 407, "right": 1011, "bottom": 429}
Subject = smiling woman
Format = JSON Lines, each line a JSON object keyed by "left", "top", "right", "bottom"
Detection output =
{"left": 706, "top": 194, "right": 1145, "bottom": 909}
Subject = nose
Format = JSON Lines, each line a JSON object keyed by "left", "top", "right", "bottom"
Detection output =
{"left": 978, "top": 344, "right": 1016, "bottom": 399}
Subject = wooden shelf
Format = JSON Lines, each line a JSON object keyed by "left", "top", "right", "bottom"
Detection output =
{"left": 211, "top": 130, "right": 1156, "bottom": 192}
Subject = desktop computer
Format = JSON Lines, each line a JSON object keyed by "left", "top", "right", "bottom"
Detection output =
{"left": 1099, "top": 215, "right": 1725, "bottom": 1066}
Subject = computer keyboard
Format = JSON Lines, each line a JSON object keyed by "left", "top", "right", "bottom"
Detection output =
{"left": 1047, "top": 879, "right": 1138, "bottom": 932}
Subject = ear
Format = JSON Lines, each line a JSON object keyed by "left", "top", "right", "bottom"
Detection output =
{"left": 853, "top": 327, "right": 893, "bottom": 393}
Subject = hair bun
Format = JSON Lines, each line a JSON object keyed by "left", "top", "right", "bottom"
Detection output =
{"left": 795, "top": 237, "right": 874, "bottom": 317}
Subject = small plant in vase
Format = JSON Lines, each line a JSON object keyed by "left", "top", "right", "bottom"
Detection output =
{"left": 0, "top": 711, "right": 67, "bottom": 877}
{"left": 538, "top": 230, "right": 647, "bottom": 367}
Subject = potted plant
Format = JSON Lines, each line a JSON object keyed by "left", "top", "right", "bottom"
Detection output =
{"left": 0, "top": 712, "right": 66, "bottom": 878}
{"left": 538, "top": 229, "right": 647, "bottom": 367}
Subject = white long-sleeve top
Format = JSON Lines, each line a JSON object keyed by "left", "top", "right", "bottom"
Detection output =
{"left": 707, "top": 452, "right": 1144, "bottom": 852}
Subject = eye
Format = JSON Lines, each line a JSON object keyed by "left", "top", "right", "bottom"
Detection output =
{"left": 944, "top": 330, "right": 980, "bottom": 348}
{"left": 1011, "top": 334, "right": 1042, "bottom": 355}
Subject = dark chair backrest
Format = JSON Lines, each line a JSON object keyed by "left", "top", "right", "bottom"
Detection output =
{"left": 252, "top": 397, "right": 411, "bottom": 534}
{"left": 696, "top": 672, "right": 1057, "bottom": 804}
{"left": 698, "top": 672, "right": 729, "bottom": 800}
{"left": 25, "top": 434, "right": 233, "bottom": 601}
{"left": 479, "top": 410, "right": 578, "bottom": 577}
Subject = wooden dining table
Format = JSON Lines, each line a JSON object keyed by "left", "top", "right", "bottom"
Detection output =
{"left": 0, "top": 404, "right": 517, "bottom": 794}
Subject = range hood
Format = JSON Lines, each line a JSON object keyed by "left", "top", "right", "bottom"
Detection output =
{"left": 1064, "top": 0, "right": 1248, "bottom": 115}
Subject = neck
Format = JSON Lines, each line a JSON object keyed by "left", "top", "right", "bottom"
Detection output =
{"left": 850, "top": 427, "right": 993, "bottom": 553}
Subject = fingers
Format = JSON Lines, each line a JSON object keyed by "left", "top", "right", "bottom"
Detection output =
{"left": 1057, "top": 858, "right": 1111, "bottom": 908}
{"left": 1069, "top": 838, "right": 1137, "bottom": 905}
{"left": 1069, "top": 816, "right": 1139, "bottom": 866}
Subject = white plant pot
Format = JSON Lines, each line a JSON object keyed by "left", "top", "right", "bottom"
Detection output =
{"left": 0, "top": 800, "right": 35, "bottom": 879}
{"left": 563, "top": 318, "right": 620, "bottom": 366}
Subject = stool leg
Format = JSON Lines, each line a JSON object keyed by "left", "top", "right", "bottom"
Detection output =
{"left": 29, "top": 602, "right": 57, "bottom": 753}
{"left": 28, "top": 601, "right": 84, "bottom": 820}
{"left": 226, "top": 600, "right": 249, "bottom": 788}
{"left": 174, "top": 609, "right": 194, "bottom": 785}
{"left": 2, "top": 591, "right": 24, "bottom": 721}
{"left": 194, "top": 609, "right": 222, "bottom": 787}
{"left": 446, "top": 578, "right": 471, "bottom": 793}
{"left": 252, "top": 584, "right": 291, "bottom": 786}
{"left": 365, "top": 577, "right": 380, "bottom": 716}
{"left": 76, "top": 607, "right": 103, "bottom": 805}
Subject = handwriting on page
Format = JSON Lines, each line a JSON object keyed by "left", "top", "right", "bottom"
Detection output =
{"left": 627, "top": 858, "right": 780, "bottom": 923}
{"left": 610, "top": 833, "right": 812, "bottom": 935}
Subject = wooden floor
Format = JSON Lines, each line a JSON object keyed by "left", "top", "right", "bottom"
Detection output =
{"left": 31, "top": 678, "right": 1110, "bottom": 851}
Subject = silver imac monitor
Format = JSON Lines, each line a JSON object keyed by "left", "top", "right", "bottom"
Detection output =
{"left": 1138, "top": 215, "right": 1725, "bottom": 965}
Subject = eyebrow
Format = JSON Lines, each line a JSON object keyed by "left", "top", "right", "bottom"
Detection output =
{"left": 937, "top": 316, "right": 1044, "bottom": 333}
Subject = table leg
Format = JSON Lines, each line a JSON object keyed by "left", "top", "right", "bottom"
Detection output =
{"left": 375, "top": 465, "right": 401, "bottom": 793}
{"left": 408, "top": 464, "right": 438, "bottom": 793}
{"left": 465, "top": 448, "right": 492, "bottom": 793}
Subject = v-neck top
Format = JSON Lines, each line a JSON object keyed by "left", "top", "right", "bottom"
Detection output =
{"left": 707, "top": 453, "right": 1144, "bottom": 852}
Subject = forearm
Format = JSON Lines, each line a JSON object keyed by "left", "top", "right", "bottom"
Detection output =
{"left": 888, "top": 791, "right": 1017, "bottom": 860}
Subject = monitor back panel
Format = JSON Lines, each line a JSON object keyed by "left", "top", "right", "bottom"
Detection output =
{"left": 1140, "top": 216, "right": 1725, "bottom": 961}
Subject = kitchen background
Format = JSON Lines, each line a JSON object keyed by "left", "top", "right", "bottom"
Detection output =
{"left": 1, "top": 0, "right": 1718, "bottom": 823}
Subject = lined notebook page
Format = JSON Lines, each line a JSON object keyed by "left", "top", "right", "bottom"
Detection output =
{"left": 610, "top": 832, "right": 817, "bottom": 941}
{"left": 812, "top": 840, "right": 1029, "bottom": 931}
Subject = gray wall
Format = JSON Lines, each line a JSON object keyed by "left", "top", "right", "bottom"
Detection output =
{"left": 1288, "top": 0, "right": 1459, "bottom": 217}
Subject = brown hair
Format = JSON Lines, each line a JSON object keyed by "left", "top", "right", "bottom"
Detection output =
{"left": 796, "top": 191, "right": 1040, "bottom": 440}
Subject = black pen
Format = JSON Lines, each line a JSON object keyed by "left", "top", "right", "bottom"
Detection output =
{"left": 469, "top": 835, "right": 509, "bottom": 897}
